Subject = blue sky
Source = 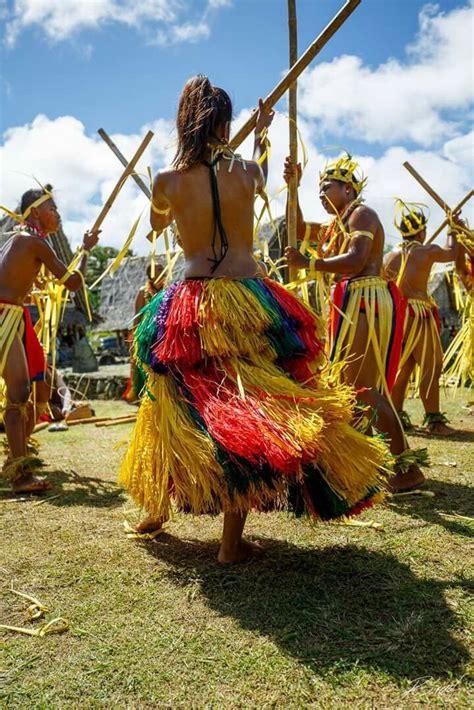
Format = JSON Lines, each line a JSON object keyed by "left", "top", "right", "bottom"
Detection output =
{"left": 1, "top": 0, "right": 472, "bottom": 252}
{"left": 1, "top": 0, "right": 465, "bottom": 137}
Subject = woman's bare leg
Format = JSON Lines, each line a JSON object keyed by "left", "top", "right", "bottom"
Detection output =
{"left": 218, "top": 512, "right": 263, "bottom": 564}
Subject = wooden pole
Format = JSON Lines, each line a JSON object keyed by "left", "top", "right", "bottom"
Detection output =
{"left": 287, "top": 0, "right": 298, "bottom": 284}
{"left": 229, "top": 0, "right": 361, "bottom": 150}
{"left": 98, "top": 128, "right": 152, "bottom": 199}
{"left": 96, "top": 415, "right": 137, "bottom": 427}
{"left": 403, "top": 161, "right": 450, "bottom": 212}
{"left": 99, "top": 129, "right": 163, "bottom": 244}
{"left": 403, "top": 162, "right": 473, "bottom": 244}
{"left": 91, "top": 130, "right": 154, "bottom": 233}
{"left": 427, "top": 189, "right": 474, "bottom": 244}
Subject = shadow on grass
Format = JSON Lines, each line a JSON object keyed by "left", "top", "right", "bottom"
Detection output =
{"left": 0, "top": 468, "right": 127, "bottom": 508}
{"left": 388, "top": 479, "right": 474, "bottom": 537}
{"left": 410, "top": 429, "right": 474, "bottom": 443}
{"left": 142, "top": 535, "right": 469, "bottom": 682}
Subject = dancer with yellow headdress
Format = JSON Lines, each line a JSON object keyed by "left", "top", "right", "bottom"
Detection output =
{"left": 119, "top": 77, "right": 394, "bottom": 563}
{"left": 385, "top": 200, "right": 462, "bottom": 434}
{"left": 284, "top": 154, "right": 427, "bottom": 492}
{"left": 0, "top": 185, "right": 99, "bottom": 492}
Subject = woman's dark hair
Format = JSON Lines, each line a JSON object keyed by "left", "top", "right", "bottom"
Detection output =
{"left": 399, "top": 210, "right": 426, "bottom": 237}
{"left": 173, "top": 76, "right": 232, "bottom": 171}
{"left": 20, "top": 184, "right": 53, "bottom": 215}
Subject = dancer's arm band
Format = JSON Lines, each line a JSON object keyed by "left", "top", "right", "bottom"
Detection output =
{"left": 75, "top": 269, "right": 86, "bottom": 286}
{"left": 151, "top": 201, "right": 171, "bottom": 215}
{"left": 350, "top": 230, "right": 374, "bottom": 240}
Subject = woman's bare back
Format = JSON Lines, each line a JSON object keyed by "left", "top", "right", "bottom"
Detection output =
{"left": 156, "top": 158, "right": 263, "bottom": 279}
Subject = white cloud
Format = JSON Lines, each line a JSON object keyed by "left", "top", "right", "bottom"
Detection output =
{"left": 3, "top": 109, "right": 471, "bottom": 258}
{"left": 167, "top": 21, "right": 210, "bottom": 44}
{"left": 3, "top": 0, "right": 229, "bottom": 47}
{"left": 207, "top": 0, "right": 232, "bottom": 7}
{"left": 2, "top": 3, "right": 472, "bottom": 257}
{"left": 298, "top": 2, "right": 474, "bottom": 147}
{"left": 231, "top": 107, "right": 474, "bottom": 249}
{"left": 0, "top": 114, "right": 176, "bottom": 254}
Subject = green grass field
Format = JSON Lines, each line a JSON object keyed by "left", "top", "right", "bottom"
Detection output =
{"left": 1, "top": 394, "right": 473, "bottom": 708}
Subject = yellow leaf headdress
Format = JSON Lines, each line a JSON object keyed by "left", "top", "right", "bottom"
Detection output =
{"left": 319, "top": 153, "right": 367, "bottom": 196}
{"left": 394, "top": 199, "right": 429, "bottom": 238}
{"left": 0, "top": 182, "right": 54, "bottom": 224}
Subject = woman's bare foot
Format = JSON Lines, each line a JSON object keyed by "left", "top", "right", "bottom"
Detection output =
{"left": 134, "top": 515, "right": 167, "bottom": 534}
{"left": 425, "top": 421, "right": 457, "bottom": 436}
{"left": 387, "top": 464, "right": 426, "bottom": 493}
{"left": 12, "top": 474, "right": 53, "bottom": 494}
{"left": 217, "top": 539, "right": 264, "bottom": 565}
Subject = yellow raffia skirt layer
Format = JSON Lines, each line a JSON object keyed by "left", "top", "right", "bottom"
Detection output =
{"left": 444, "top": 295, "right": 473, "bottom": 391}
{"left": 328, "top": 276, "right": 405, "bottom": 395}
{"left": 399, "top": 298, "right": 442, "bottom": 397}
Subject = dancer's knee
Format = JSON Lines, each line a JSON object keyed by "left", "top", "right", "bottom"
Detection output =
{"left": 6, "top": 382, "right": 31, "bottom": 407}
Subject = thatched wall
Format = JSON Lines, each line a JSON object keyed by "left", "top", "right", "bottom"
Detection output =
{"left": 256, "top": 216, "right": 286, "bottom": 263}
{"left": 96, "top": 253, "right": 185, "bottom": 332}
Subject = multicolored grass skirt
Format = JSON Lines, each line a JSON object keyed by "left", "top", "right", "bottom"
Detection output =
{"left": 119, "top": 277, "right": 389, "bottom": 522}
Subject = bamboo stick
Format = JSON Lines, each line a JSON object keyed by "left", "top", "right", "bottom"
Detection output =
{"left": 403, "top": 161, "right": 450, "bottom": 211}
{"left": 33, "top": 422, "right": 50, "bottom": 433}
{"left": 229, "top": 0, "right": 361, "bottom": 150}
{"left": 403, "top": 162, "right": 473, "bottom": 244}
{"left": 65, "top": 414, "right": 134, "bottom": 427}
{"left": 98, "top": 129, "right": 152, "bottom": 199}
{"left": 96, "top": 415, "right": 137, "bottom": 427}
{"left": 287, "top": 0, "right": 298, "bottom": 284}
{"left": 427, "top": 189, "right": 474, "bottom": 244}
{"left": 91, "top": 131, "right": 154, "bottom": 233}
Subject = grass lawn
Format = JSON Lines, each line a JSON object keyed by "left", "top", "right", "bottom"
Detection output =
{"left": 1, "top": 393, "right": 473, "bottom": 708}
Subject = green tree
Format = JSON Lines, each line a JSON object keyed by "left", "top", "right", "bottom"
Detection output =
{"left": 86, "top": 245, "right": 134, "bottom": 309}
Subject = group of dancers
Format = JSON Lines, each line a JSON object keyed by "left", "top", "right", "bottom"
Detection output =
{"left": 0, "top": 75, "right": 471, "bottom": 563}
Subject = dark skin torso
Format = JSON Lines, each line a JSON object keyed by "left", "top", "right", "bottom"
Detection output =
{"left": 286, "top": 203, "right": 385, "bottom": 278}
{"left": 320, "top": 204, "right": 384, "bottom": 278}
{"left": 384, "top": 236, "right": 457, "bottom": 299}
{"left": 151, "top": 159, "right": 265, "bottom": 279}
{"left": 0, "top": 232, "right": 83, "bottom": 304}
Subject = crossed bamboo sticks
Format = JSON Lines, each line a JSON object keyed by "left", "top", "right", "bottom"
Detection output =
{"left": 403, "top": 162, "right": 473, "bottom": 244}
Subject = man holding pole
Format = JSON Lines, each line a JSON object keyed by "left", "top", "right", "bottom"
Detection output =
{"left": 0, "top": 185, "right": 99, "bottom": 492}
{"left": 384, "top": 201, "right": 462, "bottom": 434}
{"left": 284, "top": 154, "right": 427, "bottom": 492}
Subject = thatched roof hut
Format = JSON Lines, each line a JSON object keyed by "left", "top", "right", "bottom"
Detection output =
{"left": 96, "top": 253, "right": 185, "bottom": 332}
{"left": 428, "top": 268, "right": 459, "bottom": 323}
{"left": 256, "top": 216, "right": 286, "bottom": 264}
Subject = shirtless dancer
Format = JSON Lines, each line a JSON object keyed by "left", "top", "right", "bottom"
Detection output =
{"left": 119, "top": 77, "right": 391, "bottom": 563}
{"left": 285, "top": 156, "right": 426, "bottom": 492}
{"left": 385, "top": 203, "right": 460, "bottom": 434}
{"left": 0, "top": 186, "right": 99, "bottom": 492}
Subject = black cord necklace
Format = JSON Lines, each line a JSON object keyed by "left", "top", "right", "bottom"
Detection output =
{"left": 203, "top": 153, "right": 229, "bottom": 274}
